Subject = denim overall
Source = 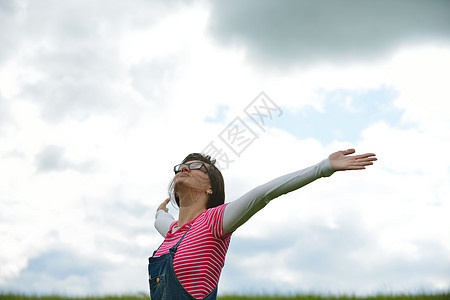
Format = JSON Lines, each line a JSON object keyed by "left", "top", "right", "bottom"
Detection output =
{"left": 148, "top": 226, "right": 218, "bottom": 300}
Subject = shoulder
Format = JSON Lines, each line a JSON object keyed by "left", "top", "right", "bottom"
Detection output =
{"left": 167, "top": 220, "right": 179, "bottom": 233}
{"left": 201, "top": 203, "right": 232, "bottom": 239}
{"left": 204, "top": 203, "right": 229, "bottom": 218}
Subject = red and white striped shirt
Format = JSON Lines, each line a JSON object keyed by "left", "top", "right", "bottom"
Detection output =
{"left": 154, "top": 203, "right": 232, "bottom": 299}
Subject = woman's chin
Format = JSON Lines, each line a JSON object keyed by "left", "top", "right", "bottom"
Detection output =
{"left": 173, "top": 177, "right": 191, "bottom": 190}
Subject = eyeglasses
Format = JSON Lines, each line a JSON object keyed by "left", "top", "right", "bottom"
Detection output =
{"left": 173, "top": 162, "right": 215, "bottom": 182}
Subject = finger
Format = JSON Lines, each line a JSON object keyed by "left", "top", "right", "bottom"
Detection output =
{"left": 354, "top": 157, "right": 377, "bottom": 164}
{"left": 356, "top": 153, "right": 376, "bottom": 158}
{"left": 348, "top": 165, "right": 366, "bottom": 170}
{"left": 344, "top": 148, "right": 356, "bottom": 155}
{"left": 353, "top": 161, "right": 373, "bottom": 166}
{"left": 359, "top": 157, "right": 377, "bottom": 163}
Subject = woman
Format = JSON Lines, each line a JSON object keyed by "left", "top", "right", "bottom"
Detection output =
{"left": 149, "top": 148, "right": 377, "bottom": 299}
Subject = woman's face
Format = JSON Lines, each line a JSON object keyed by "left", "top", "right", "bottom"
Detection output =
{"left": 173, "top": 160, "right": 212, "bottom": 192}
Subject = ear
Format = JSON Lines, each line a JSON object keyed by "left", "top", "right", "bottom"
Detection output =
{"left": 206, "top": 189, "right": 213, "bottom": 195}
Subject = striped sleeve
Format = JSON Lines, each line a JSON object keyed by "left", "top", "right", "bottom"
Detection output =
{"left": 204, "top": 203, "right": 230, "bottom": 239}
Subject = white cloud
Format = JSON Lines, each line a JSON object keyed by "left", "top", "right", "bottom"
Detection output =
{"left": 389, "top": 45, "right": 450, "bottom": 137}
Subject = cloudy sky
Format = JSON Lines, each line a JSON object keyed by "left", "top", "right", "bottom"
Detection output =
{"left": 1, "top": 0, "right": 450, "bottom": 296}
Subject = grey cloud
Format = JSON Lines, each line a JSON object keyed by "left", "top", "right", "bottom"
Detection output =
{"left": 84, "top": 188, "right": 154, "bottom": 238}
{"left": 2, "top": 149, "right": 26, "bottom": 159}
{"left": 19, "top": 19, "right": 127, "bottom": 122}
{"left": 0, "top": 0, "right": 16, "bottom": 12}
{"left": 22, "top": 64, "right": 121, "bottom": 123}
{"left": 4, "top": 0, "right": 172, "bottom": 44}
{"left": 207, "top": 0, "right": 450, "bottom": 67}
{"left": 0, "top": 0, "right": 21, "bottom": 65}
{"left": 35, "top": 145, "right": 96, "bottom": 173}
{"left": 0, "top": 192, "right": 156, "bottom": 295}
{"left": 130, "top": 58, "right": 179, "bottom": 102}
{"left": 1, "top": 247, "right": 111, "bottom": 294}
{"left": 26, "top": 249, "right": 101, "bottom": 279}
{"left": 1, "top": 0, "right": 185, "bottom": 122}
{"left": 0, "top": 0, "right": 188, "bottom": 65}
{"left": 361, "top": 239, "right": 450, "bottom": 293}
{"left": 0, "top": 95, "right": 12, "bottom": 135}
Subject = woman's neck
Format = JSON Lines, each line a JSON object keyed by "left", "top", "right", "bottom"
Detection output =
{"left": 175, "top": 186, "right": 209, "bottom": 228}
{"left": 177, "top": 205, "right": 207, "bottom": 228}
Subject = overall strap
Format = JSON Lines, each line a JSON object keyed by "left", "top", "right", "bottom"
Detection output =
{"left": 172, "top": 225, "right": 191, "bottom": 252}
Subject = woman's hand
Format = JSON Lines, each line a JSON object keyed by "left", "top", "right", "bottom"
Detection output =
{"left": 329, "top": 148, "right": 377, "bottom": 171}
{"left": 157, "top": 198, "right": 171, "bottom": 212}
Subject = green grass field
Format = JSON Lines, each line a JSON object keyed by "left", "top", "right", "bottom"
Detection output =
{"left": 1, "top": 293, "right": 449, "bottom": 300}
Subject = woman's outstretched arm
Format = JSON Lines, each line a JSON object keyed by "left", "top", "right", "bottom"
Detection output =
{"left": 222, "top": 149, "right": 376, "bottom": 234}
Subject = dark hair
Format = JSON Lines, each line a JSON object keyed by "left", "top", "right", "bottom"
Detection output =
{"left": 168, "top": 153, "right": 225, "bottom": 209}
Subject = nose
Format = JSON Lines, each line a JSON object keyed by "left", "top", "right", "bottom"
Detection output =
{"left": 180, "top": 164, "right": 190, "bottom": 172}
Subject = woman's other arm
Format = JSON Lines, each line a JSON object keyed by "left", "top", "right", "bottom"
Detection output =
{"left": 154, "top": 198, "right": 175, "bottom": 237}
{"left": 222, "top": 149, "right": 376, "bottom": 234}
